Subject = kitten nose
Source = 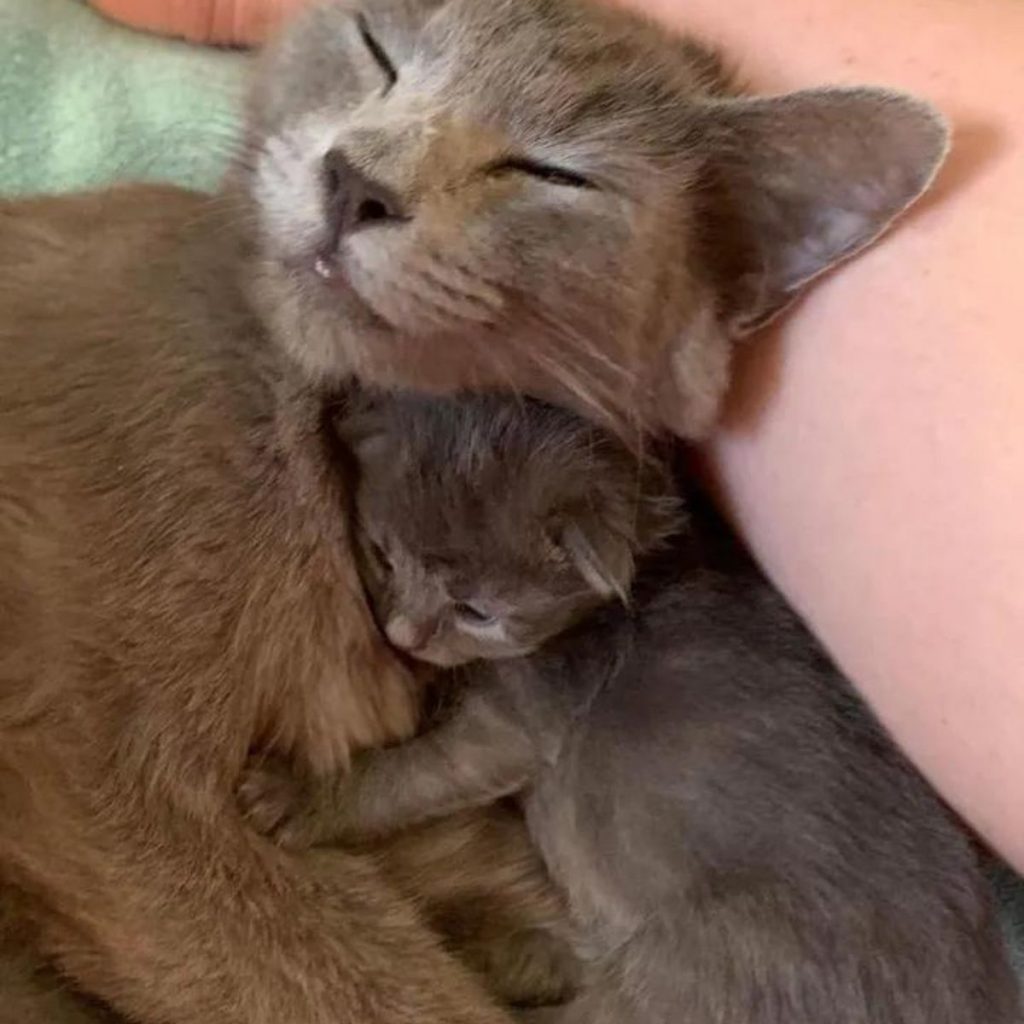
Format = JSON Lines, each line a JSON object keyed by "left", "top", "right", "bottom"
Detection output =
{"left": 385, "top": 615, "right": 434, "bottom": 652}
{"left": 322, "top": 149, "right": 405, "bottom": 236}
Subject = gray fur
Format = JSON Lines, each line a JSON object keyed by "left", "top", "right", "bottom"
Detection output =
{"left": 242, "top": 402, "right": 1020, "bottom": 1023}
{"left": 240, "top": 0, "right": 950, "bottom": 438}
{"left": 334, "top": 390, "right": 678, "bottom": 666}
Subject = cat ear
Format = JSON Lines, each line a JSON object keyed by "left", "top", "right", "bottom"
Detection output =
{"left": 560, "top": 522, "right": 634, "bottom": 604}
{"left": 699, "top": 87, "right": 950, "bottom": 335}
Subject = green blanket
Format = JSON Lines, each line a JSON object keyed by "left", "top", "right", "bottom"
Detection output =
{"left": 0, "top": 0, "right": 249, "bottom": 195}
{"left": 2, "top": 0, "right": 1024, "bottom": 988}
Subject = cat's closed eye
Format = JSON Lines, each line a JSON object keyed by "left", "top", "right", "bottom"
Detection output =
{"left": 453, "top": 601, "right": 498, "bottom": 628}
{"left": 356, "top": 15, "right": 397, "bottom": 91}
{"left": 365, "top": 536, "right": 393, "bottom": 569}
{"left": 487, "top": 157, "right": 596, "bottom": 191}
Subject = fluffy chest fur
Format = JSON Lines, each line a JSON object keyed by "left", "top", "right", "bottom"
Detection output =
{"left": 0, "top": 186, "right": 418, "bottom": 802}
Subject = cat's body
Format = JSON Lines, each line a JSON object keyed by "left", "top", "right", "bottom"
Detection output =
{"left": 253, "top": 490, "right": 1022, "bottom": 1023}
{"left": 0, "top": 0, "right": 954, "bottom": 1019}
{"left": 0, "top": 186, "right": 551, "bottom": 1024}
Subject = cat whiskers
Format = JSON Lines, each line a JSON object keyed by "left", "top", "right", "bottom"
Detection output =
{"left": 419, "top": 265, "right": 504, "bottom": 322}
{"left": 381, "top": 258, "right": 505, "bottom": 330}
{"left": 516, "top": 305, "right": 644, "bottom": 439}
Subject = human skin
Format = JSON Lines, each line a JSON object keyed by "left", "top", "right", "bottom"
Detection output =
{"left": 640, "top": 0, "right": 1024, "bottom": 874}
{"left": 98, "top": 0, "right": 1024, "bottom": 871}
{"left": 88, "top": 0, "right": 298, "bottom": 43}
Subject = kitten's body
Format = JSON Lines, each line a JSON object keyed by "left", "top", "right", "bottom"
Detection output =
{"left": 256, "top": 485, "right": 1021, "bottom": 1023}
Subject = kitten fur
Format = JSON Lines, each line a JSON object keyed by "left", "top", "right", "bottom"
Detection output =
{"left": 243, "top": 461, "right": 1022, "bottom": 1023}
{"left": 0, "top": 0, "right": 951, "bottom": 1019}
{"left": 335, "top": 391, "right": 679, "bottom": 666}
{"left": 245, "top": 0, "right": 950, "bottom": 438}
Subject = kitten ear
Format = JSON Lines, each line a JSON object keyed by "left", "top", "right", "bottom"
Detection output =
{"left": 560, "top": 522, "right": 634, "bottom": 604}
{"left": 700, "top": 87, "right": 950, "bottom": 335}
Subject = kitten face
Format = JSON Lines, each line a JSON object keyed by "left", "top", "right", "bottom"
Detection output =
{"left": 337, "top": 393, "right": 679, "bottom": 667}
{"left": 243, "top": 0, "right": 948, "bottom": 437}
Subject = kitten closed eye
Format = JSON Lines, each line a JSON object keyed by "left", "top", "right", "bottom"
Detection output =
{"left": 487, "top": 158, "right": 596, "bottom": 190}
{"left": 454, "top": 602, "right": 497, "bottom": 627}
{"left": 366, "top": 538, "right": 392, "bottom": 568}
{"left": 356, "top": 15, "right": 397, "bottom": 91}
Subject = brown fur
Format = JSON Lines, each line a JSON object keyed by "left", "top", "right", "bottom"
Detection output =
{"left": 0, "top": 896, "right": 119, "bottom": 1024}
{"left": 0, "top": 185, "right": 549, "bottom": 1023}
{"left": 369, "top": 806, "right": 579, "bottom": 1008}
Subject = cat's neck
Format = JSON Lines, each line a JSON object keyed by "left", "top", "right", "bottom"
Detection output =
{"left": 176, "top": 182, "right": 345, "bottom": 507}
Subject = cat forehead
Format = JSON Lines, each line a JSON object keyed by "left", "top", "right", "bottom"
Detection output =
{"left": 354, "top": 398, "right": 617, "bottom": 496}
{"left": 287, "top": 0, "right": 718, "bottom": 145}
{"left": 360, "top": 435, "right": 605, "bottom": 555}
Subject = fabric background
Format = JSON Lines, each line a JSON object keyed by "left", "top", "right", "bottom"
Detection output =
{"left": 0, "top": 0, "right": 248, "bottom": 195}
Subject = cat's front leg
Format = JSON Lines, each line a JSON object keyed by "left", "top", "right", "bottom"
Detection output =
{"left": 240, "top": 674, "right": 552, "bottom": 849}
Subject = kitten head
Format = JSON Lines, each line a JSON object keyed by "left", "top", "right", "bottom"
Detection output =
{"left": 242, "top": 0, "right": 948, "bottom": 437}
{"left": 335, "top": 392, "right": 679, "bottom": 667}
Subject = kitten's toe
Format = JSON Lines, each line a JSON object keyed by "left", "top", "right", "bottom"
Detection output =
{"left": 236, "top": 761, "right": 303, "bottom": 837}
{"left": 273, "top": 811, "right": 330, "bottom": 850}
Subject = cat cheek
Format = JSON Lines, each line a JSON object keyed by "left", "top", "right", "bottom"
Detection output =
{"left": 253, "top": 117, "right": 344, "bottom": 259}
{"left": 347, "top": 230, "right": 506, "bottom": 335}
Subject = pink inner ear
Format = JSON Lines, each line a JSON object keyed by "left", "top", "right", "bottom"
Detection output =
{"left": 779, "top": 205, "right": 875, "bottom": 287}
{"left": 706, "top": 88, "right": 949, "bottom": 334}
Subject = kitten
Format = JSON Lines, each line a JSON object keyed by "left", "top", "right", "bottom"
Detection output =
{"left": 237, "top": 388, "right": 677, "bottom": 846}
{"left": 240, "top": 405, "right": 1020, "bottom": 1024}
{"left": 336, "top": 391, "right": 679, "bottom": 667}
{"left": 0, "top": 0, "right": 951, "bottom": 1020}
{"left": 245, "top": 0, "right": 950, "bottom": 438}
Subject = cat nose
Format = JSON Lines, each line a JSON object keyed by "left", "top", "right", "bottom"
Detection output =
{"left": 322, "top": 149, "right": 406, "bottom": 236}
{"left": 385, "top": 615, "right": 434, "bottom": 652}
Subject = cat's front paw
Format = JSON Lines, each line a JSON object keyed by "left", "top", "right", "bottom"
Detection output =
{"left": 237, "top": 758, "right": 326, "bottom": 850}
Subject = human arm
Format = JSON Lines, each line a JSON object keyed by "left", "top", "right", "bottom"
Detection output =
{"left": 87, "top": 0, "right": 301, "bottom": 43}
{"left": 625, "top": 0, "right": 1024, "bottom": 869}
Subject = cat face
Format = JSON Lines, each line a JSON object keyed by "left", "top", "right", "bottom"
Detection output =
{"left": 337, "top": 393, "right": 679, "bottom": 667}
{"left": 243, "top": 0, "right": 948, "bottom": 437}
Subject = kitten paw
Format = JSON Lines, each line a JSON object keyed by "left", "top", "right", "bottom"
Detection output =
{"left": 237, "top": 759, "right": 312, "bottom": 848}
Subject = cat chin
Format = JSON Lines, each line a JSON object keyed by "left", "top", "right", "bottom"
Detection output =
{"left": 308, "top": 257, "right": 395, "bottom": 335}
{"left": 254, "top": 250, "right": 656, "bottom": 433}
